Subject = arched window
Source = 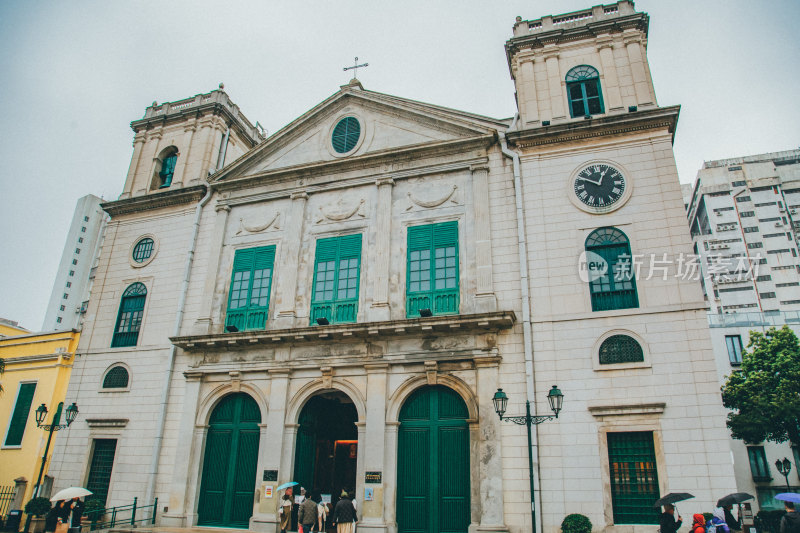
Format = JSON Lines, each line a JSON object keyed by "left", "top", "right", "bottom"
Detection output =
{"left": 112, "top": 283, "right": 147, "bottom": 347}
{"left": 566, "top": 65, "right": 604, "bottom": 118}
{"left": 585, "top": 227, "right": 638, "bottom": 311}
{"left": 102, "top": 365, "right": 130, "bottom": 389}
{"left": 599, "top": 335, "right": 644, "bottom": 364}
{"left": 159, "top": 152, "right": 177, "bottom": 188}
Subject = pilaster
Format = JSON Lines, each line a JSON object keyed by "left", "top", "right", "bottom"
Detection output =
{"left": 624, "top": 32, "right": 655, "bottom": 107}
{"left": 369, "top": 178, "right": 394, "bottom": 321}
{"left": 193, "top": 203, "right": 231, "bottom": 335}
{"left": 360, "top": 364, "right": 389, "bottom": 531}
{"left": 471, "top": 165, "right": 497, "bottom": 312}
{"left": 544, "top": 47, "right": 565, "bottom": 121}
{"left": 274, "top": 192, "right": 309, "bottom": 327}
{"left": 382, "top": 421, "right": 400, "bottom": 533}
{"left": 515, "top": 53, "right": 540, "bottom": 126}
{"left": 121, "top": 132, "right": 146, "bottom": 199}
{"left": 596, "top": 37, "right": 623, "bottom": 111}
{"left": 135, "top": 130, "right": 162, "bottom": 196}
{"left": 255, "top": 369, "right": 291, "bottom": 528}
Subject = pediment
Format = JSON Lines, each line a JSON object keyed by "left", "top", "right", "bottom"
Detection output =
{"left": 214, "top": 84, "right": 506, "bottom": 182}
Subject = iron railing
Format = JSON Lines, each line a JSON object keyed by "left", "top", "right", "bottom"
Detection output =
{"left": 87, "top": 497, "right": 157, "bottom": 531}
{"left": 0, "top": 484, "right": 15, "bottom": 518}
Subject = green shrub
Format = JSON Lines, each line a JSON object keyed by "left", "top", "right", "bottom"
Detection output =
{"left": 561, "top": 513, "right": 592, "bottom": 533}
{"left": 24, "top": 497, "right": 52, "bottom": 517}
{"left": 84, "top": 499, "right": 105, "bottom": 521}
{"left": 754, "top": 510, "right": 785, "bottom": 533}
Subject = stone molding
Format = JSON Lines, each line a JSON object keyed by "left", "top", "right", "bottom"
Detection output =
{"left": 101, "top": 185, "right": 208, "bottom": 218}
{"left": 86, "top": 418, "right": 129, "bottom": 428}
{"left": 588, "top": 402, "right": 666, "bottom": 418}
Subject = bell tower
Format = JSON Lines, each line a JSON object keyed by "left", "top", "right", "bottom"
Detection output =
{"left": 119, "top": 85, "right": 263, "bottom": 199}
{"left": 506, "top": 0, "right": 656, "bottom": 128}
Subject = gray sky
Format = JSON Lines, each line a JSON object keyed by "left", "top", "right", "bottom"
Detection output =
{"left": 1, "top": 0, "right": 798, "bottom": 331}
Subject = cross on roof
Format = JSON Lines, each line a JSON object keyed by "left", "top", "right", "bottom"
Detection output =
{"left": 343, "top": 57, "right": 369, "bottom": 79}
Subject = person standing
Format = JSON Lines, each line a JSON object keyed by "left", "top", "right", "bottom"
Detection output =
{"left": 660, "top": 504, "right": 683, "bottom": 533}
{"left": 723, "top": 505, "right": 740, "bottom": 532}
{"left": 780, "top": 501, "right": 800, "bottom": 533}
{"left": 298, "top": 492, "right": 318, "bottom": 533}
{"left": 279, "top": 493, "right": 292, "bottom": 533}
{"left": 332, "top": 491, "right": 357, "bottom": 533}
{"left": 69, "top": 498, "right": 84, "bottom": 531}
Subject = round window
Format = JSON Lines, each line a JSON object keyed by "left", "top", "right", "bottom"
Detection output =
{"left": 331, "top": 117, "right": 361, "bottom": 154}
{"left": 132, "top": 238, "right": 154, "bottom": 263}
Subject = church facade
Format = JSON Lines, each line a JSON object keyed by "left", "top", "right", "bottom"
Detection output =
{"left": 49, "top": 2, "right": 737, "bottom": 533}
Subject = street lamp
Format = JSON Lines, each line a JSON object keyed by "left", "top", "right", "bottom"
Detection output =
{"left": 775, "top": 457, "right": 792, "bottom": 491}
{"left": 493, "top": 385, "right": 563, "bottom": 533}
{"left": 33, "top": 402, "right": 79, "bottom": 497}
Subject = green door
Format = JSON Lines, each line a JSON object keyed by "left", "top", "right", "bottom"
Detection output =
{"left": 198, "top": 393, "right": 261, "bottom": 528}
{"left": 397, "top": 386, "right": 470, "bottom": 533}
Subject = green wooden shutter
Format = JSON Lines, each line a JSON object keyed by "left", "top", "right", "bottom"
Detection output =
{"left": 86, "top": 439, "right": 117, "bottom": 505}
{"left": 407, "top": 222, "right": 459, "bottom": 317}
{"left": 225, "top": 246, "right": 275, "bottom": 331}
{"left": 311, "top": 234, "right": 361, "bottom": 324}
{"left": 607, "top": 432, "right": 660, "bottom": 524}
{"left": 4, "top": 382, "right": 36, "bottom": 446}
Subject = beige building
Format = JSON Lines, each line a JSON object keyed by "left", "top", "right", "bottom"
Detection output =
{"left": 49, "top": 3, "right": 736, "bottom": 533}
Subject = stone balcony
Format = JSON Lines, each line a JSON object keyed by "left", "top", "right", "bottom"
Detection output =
{"left": 511, "top": 0, "right": 638, "bottom": 37}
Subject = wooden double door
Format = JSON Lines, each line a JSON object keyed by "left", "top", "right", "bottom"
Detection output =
{"left": 397, "top": 386, "right": 470, "bottom": 533}
{"left": 198, "top": 393, "right": 261, "bottom": 528}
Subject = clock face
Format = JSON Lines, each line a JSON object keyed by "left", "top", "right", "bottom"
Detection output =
{"left": 573, "top": 163, "right": 626, "bottom": 209}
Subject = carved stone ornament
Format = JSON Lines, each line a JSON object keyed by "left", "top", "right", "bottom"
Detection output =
{"left": 235, "top": 211, "right": 282, "bottom": 235}
{"left": 406, "top": 184, "right": 458, "bottom": 211}
{"left": 315, "top": 197, "right": 367, "bottom": 224}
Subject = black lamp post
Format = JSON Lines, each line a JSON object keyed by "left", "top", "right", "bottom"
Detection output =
{"left": 775, "top": 457, "right": 792, "bottom": 491}
{"left": 493, "top": 385, "right": 563, "bottom": 533}
{"left": 33, "top": 402, "right": 78, "bottom": 497}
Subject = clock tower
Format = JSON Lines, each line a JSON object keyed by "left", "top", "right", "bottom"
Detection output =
{"left": 505, "top": 2, "right": 736, "bottom": 531}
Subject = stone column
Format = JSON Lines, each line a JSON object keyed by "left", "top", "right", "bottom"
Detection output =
{"left": 474, "top": 356, "right": 507, "bottom": 532}
{"left": 382, "top": 422, "right": 400, "bottom": 533}
{"left": 544, "top": 47, "right": 565, "bottom": 120}
{"left": 471, "top": 165, "right": 497, "bottom": 313}
{"left": 193, "top": 203, "right": 231, "bottom": 335}
{"left": 275, "top": 192, "right": 309, "bottom": 327}
{"left": 355, "top": 421, "right": 367, "bottom": 524}
{"left": 596, "top": 38, "right": 623, "bottom": 111}
{"left": 625, "top": 34, "right": 655, "bottom": 107}
{"left": 120, "top": 132, "right": 146, "bottom": 199}
{"left": 135, "top": 130, "right": 163, "bottom": 195}
{"left": 10, "top": 477, "right": 28, "bottom": 511}
{"left": 161, "top": 371, "right": 203, "bottom": 527}
{"left": 360, "top": 364, "right": 389, "bottom": 533}
{"left": 370, "top": 179, "right": 394, "bottom": 322}
{"left": 255, "top": 369, "right": 291, "bottom": 531}
{"left": 250, "top": 422, "right": 270, "bottom": 531}
{"left": 197, "top": 117, "right": 216, "bottom": 179}
{"left": 172, "top": 123, "right": 197, "bottom": 187}
{"left": 515, "top": 54, "right": 540, "bottom": 126}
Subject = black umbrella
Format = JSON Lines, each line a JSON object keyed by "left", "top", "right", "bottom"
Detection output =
{"left": 716, "top": 493, "right": 754, "bottom": 508}
{"left": 653, "top": 493, "right": 695, "bottom": 509}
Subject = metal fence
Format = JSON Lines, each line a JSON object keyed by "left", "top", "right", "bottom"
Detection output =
{"left": 0, "top": 485, "right": 15, "bottom": 518}
{"left": 86, "top": 497, "right": 157, "bottom": 531}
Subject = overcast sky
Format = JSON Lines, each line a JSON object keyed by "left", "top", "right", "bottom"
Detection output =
{"left": 1, "top": 0, "right": 798, "bottom": 331}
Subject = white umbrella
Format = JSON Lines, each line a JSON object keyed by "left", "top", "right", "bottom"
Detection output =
{"left": 50, "top": 487, "right": 92, "bottom": 502}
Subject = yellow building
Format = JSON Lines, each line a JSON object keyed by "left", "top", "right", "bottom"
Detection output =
{"left": 0, "top": 321, "right": 78, "bottom": 519}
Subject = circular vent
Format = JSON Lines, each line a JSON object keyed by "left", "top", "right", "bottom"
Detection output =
{"left": 331, "top": 117, "right": 360, "bottom": 154}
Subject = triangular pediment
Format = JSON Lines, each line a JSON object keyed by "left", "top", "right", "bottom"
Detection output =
{"left": 214, "top": 84, "right": 507, "bottom": 182}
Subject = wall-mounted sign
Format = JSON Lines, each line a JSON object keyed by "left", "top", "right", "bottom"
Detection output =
{"left": 265, "top": 486, "right": 273, "bottom": 498}
{"left": 365, "top": 471, "right": 382, "bottom": 483}
{"left": 263, "top": 470, "right": 278, "bottom": 482}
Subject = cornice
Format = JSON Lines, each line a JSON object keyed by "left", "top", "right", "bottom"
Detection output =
{"left": 101, "top": 185, "right": 208, "bottom": 218}
{"left": 170, "top": 310, "right": 516, "bottom": 351}
{"left": 506, "top": 105, "right": 680, "bottom": 148}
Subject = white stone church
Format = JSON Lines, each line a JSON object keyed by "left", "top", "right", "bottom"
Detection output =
{"left": 49, "top": 2, "right": 737, "bottom": 533}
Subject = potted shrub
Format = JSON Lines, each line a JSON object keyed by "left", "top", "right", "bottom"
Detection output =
{"left": 25, "top": 497, "right": 52, "bottom": 533}
{"left": 562, "top": 513, "right": 592, "bottom": 533}
{"left": 83, "top": 499, "right": 105, "bottom": 530}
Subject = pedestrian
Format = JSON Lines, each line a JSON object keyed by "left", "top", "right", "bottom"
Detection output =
{"left": 712, "top": 508, "right": 730, "bottom": 533}
{"left": 69, "top": 497, "right": 85, "bottom": 531}
{"left": 332, "top": 491, "right": 357, "bottom": 533}
{"left": 660, "top": 504, "right": 683, "bottom": 533}
{"left": 298, "top": 491, "right": 318, "bottom": 533}
{"left": 780, "top": 501, "right": 800, "bottom": 533}
{"left": 316, "top": 494, "right": 328, "bottom": 533}
{"left": 691, "top": 514, "right": 706, "bottom": 533}
{"left": 723, "top": 505, "right": 740, "bottom": 532}
{"left": 279, "top": 493, "right": 292, "bottom": 533}
{"left": 45, "top": 502, "right": 62, "bottom": 533}
{"left": 55, "top": 500, "right": 71, "bottom": 533}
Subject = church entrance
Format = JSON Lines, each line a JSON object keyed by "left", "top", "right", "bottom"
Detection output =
{"left": 293, "top": 392, "right": 358, "bottom": 514}
{"left": 197, "top": 393, "right": 261, "bottom": 528}
{"left": 396, "top": 385, "right": 470, "bottom": 533}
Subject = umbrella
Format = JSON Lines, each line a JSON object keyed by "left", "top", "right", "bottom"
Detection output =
{"left": 775, "top": 493, "right": 800, "bottom": 504}
{"left": 276, "top": 481, "right": 299, "bottom": 491}
{"left": 716, "top": 493, "right": 754, "bottom": 507}
{"left": 50, "top": 487, "right": 92, "bottom": 502}
{"left": 653, "top": 493, "right": 695, "bottom": 509}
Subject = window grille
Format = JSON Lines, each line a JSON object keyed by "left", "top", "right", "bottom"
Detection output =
{"left": 112, "top": 283, "right": 147, "bottom": 348}
{"left": 86, "top": 439, "right": 117, "bottom": 505}
{"left": 585, "top": 227, "right": 638, "bottom": 311}
{"left": 331, "top": 117, "right": 360, "bottom": 153}
{"left": 599, "top": 335, "right": 644, "bottom": 364}
{"left": 102, "top": 366, "right": 129, "bottom": 389}
{"left": 607, "top": 432, "right": 660, "bottom": 524}
{"left": 132, "top": 238, "right": 154, "bottom": 263}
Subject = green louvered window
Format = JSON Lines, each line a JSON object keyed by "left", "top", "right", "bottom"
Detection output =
{"left": 566, "top": 65, "right": 604, "bottom": 118}
{"left": 4, "top": 382, "right": 37, "bottom": 446}
{"left": 310, "top": 234, "right": 362, "bottom": 324}
{"left": 86, "top": 439, "right": 117, "bottom": 505}
{"left": 331, "top": 117, "right": 360, "bottom": 154}
{"left": 102, "top": 366, "right": 129, "bottom": 389}
{"left": 586, "top": 227, "right": 638, "bottom": 312}
{"left": 608, "top": 431, "right": 660, "bottom": 524}
{"left": 159, "top": 153, "right": 177, "bottom": 188}
{"left": 225, "top": 246, "right": 276, "bottom": 331}
{"left": 111, "top": 283, "right": 147, "bottom": 348}
{"left": 406, "top": 221, "right": 459, "bottom": 317}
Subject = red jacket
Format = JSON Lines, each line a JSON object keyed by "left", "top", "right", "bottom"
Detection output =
{"left": 692, "top": 514, "right": 706, "bottom": 533}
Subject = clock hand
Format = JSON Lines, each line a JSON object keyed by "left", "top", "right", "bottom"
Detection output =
{"left": 577, "top": 176, "right": 602, "bottom": 186}
{"left": 598, "top": 169, "right": 609, "bottom": 186}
